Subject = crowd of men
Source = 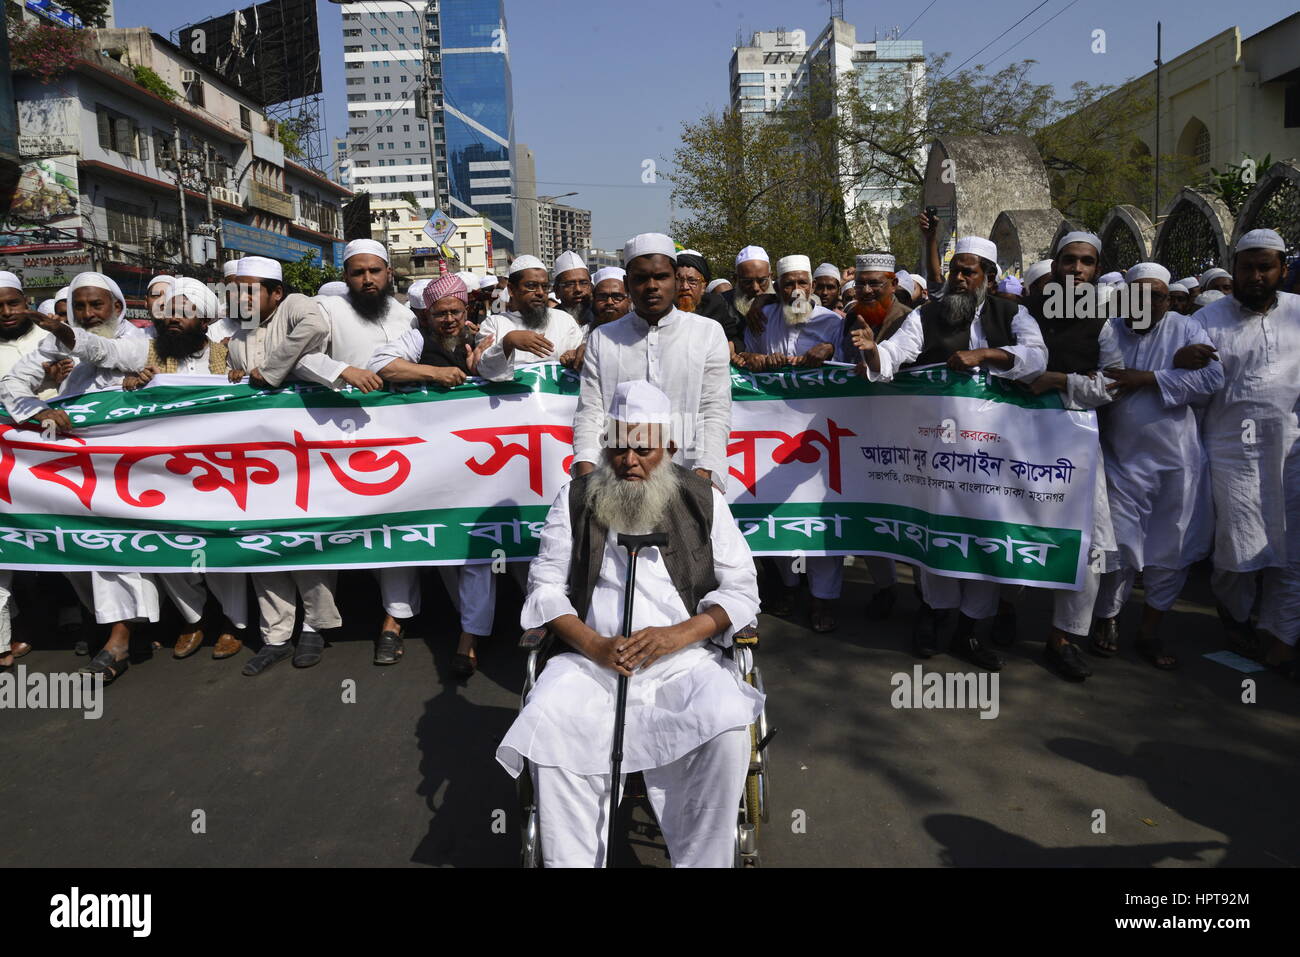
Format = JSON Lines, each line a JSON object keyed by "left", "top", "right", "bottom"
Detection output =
{"left": 0, "top": 216, "right": 1296, "bottom": 864}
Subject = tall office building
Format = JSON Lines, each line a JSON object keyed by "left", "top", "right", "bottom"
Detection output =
{"left": 536, "top": 201, "right": 591, "bottom": 267}
{"left": 340, "top": 0, "right": 515, "bottom": 254}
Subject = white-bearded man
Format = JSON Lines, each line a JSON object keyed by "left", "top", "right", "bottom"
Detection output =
{"left": 497, "top": 380, "right": 762, "bottom": 868}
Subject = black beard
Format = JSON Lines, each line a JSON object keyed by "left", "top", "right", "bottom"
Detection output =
{"left": 0, "top": 316, "right": 34, "bottom": 341}
{"left": 518, "top": 302, "right": 548, "bottom": 330}
{"left": 155, "top": 325, "right": 208, "bottom": 361}
{"left": 1234, "top": 283, "right": 1280, "bottom": 313}
{"left": 348, "top": 282, "right": 395, "bottom": 321}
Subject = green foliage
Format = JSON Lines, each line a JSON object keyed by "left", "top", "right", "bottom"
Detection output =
{"left": 274, "top": 115, "right": 315, "bottom": 160}
{"left": 282, "top": 252, "right": 340, "bottom": 296}
{"left": 132, "top": 65, "right": 178, "bottom": 103}
{"left": 58, "top": 0, "right": 111, "bottom": 27}
{"left": 1207, "top": 153, "right": 1272, "bottom": 216}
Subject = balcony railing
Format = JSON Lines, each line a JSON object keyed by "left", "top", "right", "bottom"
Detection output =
{"left": 246, "top": 180, "right": 295, "bottom": 219}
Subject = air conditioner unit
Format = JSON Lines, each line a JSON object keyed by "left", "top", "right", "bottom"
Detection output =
{"left": 181, "top": 70, "right": 199, "bottom": 85}
{"left": 212, "top": 187, "right": 240, "bottom": 205}
{"left": 298, "top": 218, "right": 320, "bottom": 232}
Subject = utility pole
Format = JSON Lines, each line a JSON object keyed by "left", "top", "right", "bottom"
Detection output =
{"left": 1154, "top": 22, "right": 1163, "bottom": 221}
{"left": 204, "top": 142, "right": 223, "bottom": 267}
{"left": 172, "top": 118, "right": 190, "bottom": 266}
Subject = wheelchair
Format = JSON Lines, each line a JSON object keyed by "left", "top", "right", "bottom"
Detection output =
{"left": 515, "top": 623, "right": 773, "bottom": 868}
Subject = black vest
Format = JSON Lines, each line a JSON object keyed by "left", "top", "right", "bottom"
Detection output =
{"left": 567, "top": 465, "right": 717, "bottom": 625}
{"left": 1027, "top": 294, "right": 1104, "bottom": 373}
{"left": 909, "top": 294, "right": 1017, "bottom": 368}
{"left": 417, "top": 328, "right": 470, "bottom": 372}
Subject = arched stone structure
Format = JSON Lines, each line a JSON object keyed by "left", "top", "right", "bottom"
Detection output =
{"left": 921, "top": 135, "right": 1053, "bottom": 248}
{"left": 989, "top": 209, "right": 1066, "bottom": 276}
{"left": 1152, "top": 187, "right": 1233, "bottom": 279}
{"left": 1232, "top": 160, "right": 1300, "bottom": 256}
{"left": 1098, "top": 205, "right": 1156, "bottom": 275}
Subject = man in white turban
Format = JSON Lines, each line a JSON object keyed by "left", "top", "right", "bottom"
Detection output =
{"left": 474, "top": 255, "right": 584, "bottom": 382}
{"left": 552, "top": 251, "right": 593, "bottom": 324}
{"left": 853, "top": 236, "right": 1047, "bottom": 669}
{"left": 498, "top": 379, "right": 762, "bottom": 867}
{"left": 1193, "top": 229, "right": 1300, "bottom": 674}
{"left": 1199, "top": 267, "right": 1232, "bottom": 296}
{"left": 1087, "top": 263, "right": 1223, "bottom": 670}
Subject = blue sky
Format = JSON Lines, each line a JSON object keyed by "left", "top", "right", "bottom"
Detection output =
{"left": 117, "top": 0, "right": 1297, "bottom": 251}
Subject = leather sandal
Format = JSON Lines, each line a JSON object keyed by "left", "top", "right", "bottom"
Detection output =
{"left": 81, "top": 649, "right": 129, "bottom": 683}
{"left": 375, "top": 629, "right": 404, "bottom": 666}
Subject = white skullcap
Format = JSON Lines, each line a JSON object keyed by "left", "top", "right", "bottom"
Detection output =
{"left": 736, "top": 245, "right": 769, "bottom": 266}
{"left": 704, "top": 278, "right": 729, "bottom": 293}
{"left": 894, "top": 270, "right": 917, "bottom": 296}
{"left": 552, "top": 251, "right": 588, "bottom": 278}
{"left": 813, "top": 262, "right": 841, "bottom": 280}
{"left": 222, "top": 260, "right": 240, "bottom": 277}
{"left": 954, "top": 237, "right": 998, "bottom": 263}
{"left": 455, "top": 270, "right": 478, "bottom": 290}
{"left": 343, "top": 238, "right": 389, "bottom": 264}
{"left": 841, "top": 279, "right": 856, "bottom": 293}
{"left": 509, "top": 255, "right": 546, "bottom": 276}
{"left": 548, "top": 291, "right": 560, "bottom": 302}
{"left": 610, "top": 379, "right": 671, "bottom": 426}
{"left": 479, "top": 275, "right": 498, "bottom": 290}
{"left": 593, "top": 266, "right": 627, "bottom": 287}
{"left": 37, "top": 299, "right": 56, "bottom": 316}
{"left": 1177, "top": 276, "right": 1199, "bottom": 289}
{"left": 1024, "top": 259, "right": 1054, "bottom": 286}
{"left": 164, "top": 277, "right": 221, "bottom": 318}
{"left": 406, "top": 279, "right": 431, "bottom": 308}
{"left": 856, "top": 252, "right": 896, "bottom": 273}
{"left": 317, "top": 281, "right": 348, "bottom": 297}
{"left": 1199, "top": 267, "right": 1230, "bottom": 285}
{"left": 1236, "top": 229, "right": 1286, "bottom": 254}
{"left": 0, "top": 271, "right": 22, "bottom": 292}
{"left": 1125, "top": 262, "right": 1171, "bottom": 285}
{"left": 54, "top": 285, "right": 70, "bottom": 306}
{"left": 146, "top": 275, "right": 174, "bottom": 294}
{"left": 680, "top": 249, "right": 703, "bottom": 258}
{"left": 1055, "top": 231, "right": 1102, "bottom": 255}
{"left": 1195, "top": 290, "right": 1227, "bottom": 307}
{"left": 776, "top": 255, "right": 812, "bottom": 277}
{"left": 623, "top": 233, "right": 677, "bottom": 266}
{"left": 1168, "top": 281, "right": 1190, "bottom": 294}
{"left": 1098, "top": 271, "right": 1125, "bottom": 286}
{"left": 236, "top": 256, "right": 284, "bottom": 282}
{"left": 68, "top": 271, "right": 127, "bottom": 315}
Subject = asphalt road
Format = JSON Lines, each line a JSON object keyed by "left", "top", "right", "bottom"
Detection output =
{"left": 2, "top": 560, "right": 1297, "bottom": 868}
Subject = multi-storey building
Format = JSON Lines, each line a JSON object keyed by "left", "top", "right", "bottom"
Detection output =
{"left": 536, "top": 201, "right": 590, "bottom": 268}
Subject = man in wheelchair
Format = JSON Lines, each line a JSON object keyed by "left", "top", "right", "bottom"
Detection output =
{"left": 496, "top": 380, "right": 763, "bottom": 867}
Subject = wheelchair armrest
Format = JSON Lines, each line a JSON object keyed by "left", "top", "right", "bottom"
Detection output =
{"left": 519, "top": 627, "right": 551, "bottom": 650}
{"left": 734, "top": 623, "right": 759, "bottom": 647}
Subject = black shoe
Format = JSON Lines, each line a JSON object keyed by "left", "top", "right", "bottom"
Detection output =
{"left": 242, "top": 642, "right": 293, "bottom": 676}
{"left": 864, "top": 588, "right": 896, "bottom": 621}
{"left": 949, "top": 615, "right": 1004, "bottom": 671}
{"left": 1216, "top": 603, "right": 1261, "bottom": 657}
{"left": 990, "top": 602, "right": 1018, "bottom": 647}
{"left": 293, "top": 631, "right": 325, "bottom": 668}
{"left": 912, "top": 604, "right": 948, "bottom": 659}
{"left": 1044, "top": 638, "right": 1092, "bottom": 681}
{"left": 1088, "top": 617, "right": 1120, "bottom": 657}
{"left": 374, "top": 629, "right": 404, "bottom": 666}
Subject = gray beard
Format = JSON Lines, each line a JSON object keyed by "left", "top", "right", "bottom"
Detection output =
{"left": 733, "top": 291, "right": 755, "bottom": 317}
{"left": 432, "top": 329, "right": 472, "bottom": 354}
{"left": 939, "top": 284, "right": 986, "bottom": 328}
{"left": 558, "top": 300, "right": 586, "bottom": 321}
{"left": 782, "top": 293, "right": 815, "bottom": 327}
{"left": 584, "top": 458, "right": 681, "bottom": 536}
{"left": 518, "top": 303, "right": 548, "bottom": 330}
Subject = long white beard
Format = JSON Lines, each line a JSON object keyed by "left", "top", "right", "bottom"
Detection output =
{"left": 585, "top": 458, "right": 681, "bottom": 536}
{"left": 84, "top": 318, "right": 119, "bottom": 339}
{"left": 782, "top": 291, "right": 815, "bottom": 327}
{"left": 733, "top": 280, "right": 771, "bottom": 319}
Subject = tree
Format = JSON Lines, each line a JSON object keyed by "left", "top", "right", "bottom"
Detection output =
{"left": 59, "top": 0, "right": 111, "bottom": 27}
{"left": 1206, "top": 153, "right": 1272, "bottom": 216}
{"left": 281, "top": 252, "right": 340, "bottom": 296}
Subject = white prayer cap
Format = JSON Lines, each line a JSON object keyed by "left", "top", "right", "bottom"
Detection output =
{"left": 317, "top": 281, "right": 348, "bottom": 297}
{"left": 1177, "top": 276, "right": 1200, "bottom": 289}
{"left": 146, "top": 275, "right": 174, "bottom": 294}
{"left": 856, "top": 253, "right": 896, "bottom": 273}
{"left": 1055, "top": 231, "right": 1102, "bottom": 255}
{"left": 54, "top": 285, "right": 70, "bottom": 306}
{"left": 406, "top": 279, "right": 431, "bottom": 308}
{"left": 1168, "top": 281, "right": 1190, "bottom": 294}
{"left": 456, "top": 270, "right": 478, "bottom": 289}
{"left": 894, "top": 270, "right": 917, "bottom": 296}
{"left": 548, "top": 291, "right": 560, "bottom": 303}
{"left": 609, "top": 379, "right": 672, "bottom": 426}
{"left": 954, "top": 236, "right": 998, "bottom": 263}
{"left": 0, "top": 271, "right": 22, "bottom": 291}
{"left": 1235, "top": 228, "right": 1285, "bottom": 254}
{"left": 997, "top": 276, "right": 1024, "bottom": 295}
{"left": 623, "top": 233, "right": 677, "bottom": 266}
{"left": 736, "top": 245, "right": 769, "bottom": 266}
{"left": 163, "top": 277, "right": 221, "bottom": 318}
{"left": 1098, "top": 271, "right": 1125, "bottom": 286}
{"left": 236, "top": 256, "right": 284, "bottom": 282}
{"left": 1125, "top": 262, "right": 1170, "bottom": 285}
{"left": 842, "top": 279, "right": 856, "bottom": 293}
{"left": 680, "top": 248, "right": 703, "bottom": 258}
{"left": 68, "top": 271, "right": 127, "bottom": 314}
{"left": 776, "top": 255, "right": 812, "bottom": 277}
{"left": 1195, "top": 290, "right": 1227, "bottom": 307}
{"left": 479, "top": 275, "right": 498, "bottom": 290}
{"left": 552, "top": 250, "right": 588, "bottom": 278}
{"left": 1199, "top": 267, "right": 1230, "bottom": 285}
{"left": 1024, "top": 259, "right": 1054, "bottom": 286}
{"left": 343, "top": 238, "right": 389, "bottom": 264}
{"left": 509, "top": 255, "right": 546, "bottom": 276}
{"left": 37, "top": 299, "right": 56, "bottom": 316}
{"left": 814, "top": 262, "right": 841, "bottom": 280}
{"left": 593, "top": 266, "right": 627, "bottom": 287}
{"left": 222, "top": 260, "right": 240, "bottom": 277}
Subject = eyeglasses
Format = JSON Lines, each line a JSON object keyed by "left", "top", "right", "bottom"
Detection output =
{"left": 676, "top": 276, "right": 704, "bottom": 288}
{"left": 594, "top": 292, "right": 627, "bottom": 303}
{"left": 555, "top": 279, "right": 591, "bottom": 292}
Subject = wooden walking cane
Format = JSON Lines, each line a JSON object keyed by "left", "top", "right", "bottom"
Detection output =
{"left": 606, "top": 531, "right": 668, "bottom": 868}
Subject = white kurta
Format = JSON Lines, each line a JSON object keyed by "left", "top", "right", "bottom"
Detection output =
{"left": 743, "top": 301, "right": 845, "bottom": 361}
{"left": 573, "top": 309, "right": 733, "bottom": 481}
{"left": 1194, "top": 292, "right": 1300, "bottom": 573}
{"left": 497, "top": 482, "right": 764, "bottom": 778}
{"left": 290, "top": 295, "right": 415, "bottom": 388}
{"left": 474, "top": 308, "right": 583, "bottom": 382}
{"left": 1101, "top": 315, "right": 1223, "bottom": 571}
{"left": 50, "top": 326, "right": 216, "bottom": 377}
{"left": 864, "top": 302, "right": 1048, "bottom": 383}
